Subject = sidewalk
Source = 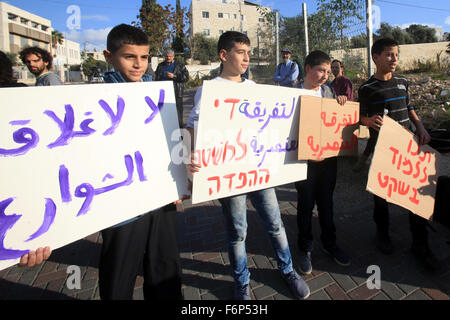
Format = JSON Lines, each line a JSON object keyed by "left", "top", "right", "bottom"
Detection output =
{"left": 0, "top": 88, "right": 449, "bottom": 300}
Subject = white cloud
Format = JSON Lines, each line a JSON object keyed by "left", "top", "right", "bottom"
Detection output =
{"left": 65, "top": 27, "right": 113, "bottom": 51}
{"left": 445, "top": 16, "right": 450, "bottom": 25}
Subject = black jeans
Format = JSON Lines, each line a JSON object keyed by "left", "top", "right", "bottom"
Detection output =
{"left": 373, "top": 195, "right": 428, "bottom": 247}
{"left": 295, "top": 157, "right": 337, "bottom": 252}
{"left": 175, "top": 96, "right": 183, "bottom": 128}
{"left": 99, "top": 206, "right": 182, "bottom": 300}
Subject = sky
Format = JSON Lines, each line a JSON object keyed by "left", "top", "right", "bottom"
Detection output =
{"left": 3, "top": 0, "right": 450, "bottom": 51}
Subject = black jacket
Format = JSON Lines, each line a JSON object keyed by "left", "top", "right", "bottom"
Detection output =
{"left": 155, "top": 60, "right": 189, "bottom": 98}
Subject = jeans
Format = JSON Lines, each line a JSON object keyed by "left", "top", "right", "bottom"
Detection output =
{"left": 295, "top": 157, "right": 337, "bottom": 252}
{"left": 219, "top": 188, "right": 293, "bottom": 286}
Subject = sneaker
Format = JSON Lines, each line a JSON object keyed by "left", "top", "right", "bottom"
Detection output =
{"left": 411, "top": 245, "right": 441, "bottom": 272}
{"left": 234, "top": 283, "right": 251, "bottom": 300}
{"left": 375, "top": 232, "right": 394, "bottom": 255}
{"left": 281, "top": 270, "right": 310, "bottom": 300}
{"left": 322, "top": 245, "right": 351, "bottom": 266}
{"left": 298, "top": 250, "right": 312, "bottom": 275}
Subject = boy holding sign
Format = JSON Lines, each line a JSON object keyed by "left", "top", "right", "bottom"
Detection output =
{"left": 294, "top": 51, "right": 351, "bottom": 275}
{"left": 186, "top": 31, "right": 310, "bottom": 300}
{"left": 98, "top": 24, "right": 183, "bottom": 299}
{"left": 359, "top": 38, "right": 439, "bottom": 271}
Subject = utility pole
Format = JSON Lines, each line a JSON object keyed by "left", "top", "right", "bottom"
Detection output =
{"left": 302, "top": 2, "right": 309, "bottom": 56}
{"left": 366, "top": 0, "right": 374, "bottom": 76}
{"left": 275, "top": 10, "right": 279, "bottom": 66}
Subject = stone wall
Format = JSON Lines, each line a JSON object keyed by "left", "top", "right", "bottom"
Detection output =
{"left": 330, "top": 42, "right": 449, "bottom": 71}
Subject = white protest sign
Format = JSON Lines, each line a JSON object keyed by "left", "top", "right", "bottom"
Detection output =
{"left": 192, "top": 80, "right": 311, "bottom": 204}
{"left": 0, "top": 82, "right": 187, "bottom": 270}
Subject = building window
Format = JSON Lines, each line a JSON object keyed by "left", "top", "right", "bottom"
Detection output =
{"left": 218, "top": 12, "right": 223, "bottom": 18}
{"left": 20, "top": 37, "right": 29, "bottom": 47}
{"left": 225, "top": 13, "right": 230, "bottom": 19}
{"left": 203, "top": 29, "right": 210, "bottom": 36}
{"left": 259, "top": 17, "right": 265, "bottom": 22}
{"left": 219, "top": 30, "right": 224, "bottom": 35}
{"left": 8, "top": 13, "right": 18, "bottom": 21}
{"left": 240, "top": 15, "right": 245, "bottom": 21}
{"left": 31, "top": 21, "right": 39, "bottom": 28}
{"left": 20, "top": 18, "right": 29, "bottom": 25}
{"left": 9, "top": 34, "right": 15, "bottom": 45}
{"left": 243, "top": 31, "right": 248, "bottom": 35}
{"left": 202, "top": 11, "right": 209, "bottom": 18}
{"left": 41, "top": 25, "right": 49, "bottom": 31}
{"left": 233, "top": 14, "right": 237, "bottom": 19}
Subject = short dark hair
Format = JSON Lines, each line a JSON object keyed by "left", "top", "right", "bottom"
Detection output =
{"left": 0, "top": 51, "right": 15, "bottom": 84}
{"left": 331, "top": 59, "right": 343, "bottom": 68}
{"left": 304, "top": 50, "right": 331, "bottom": 69}
{"left": 107, "top": 24, "right": 149, "bottom": 53}
{"left": 19, "top": 46, "right": 53, "bottom": 70}
{"left": 217, "top": 31, "right": 250, "bottom": 55}
{"left": 371, "top": 38, "right": 398, "bottom": 56}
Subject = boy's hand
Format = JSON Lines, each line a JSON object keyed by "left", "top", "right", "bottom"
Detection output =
{"left": 19, "top": 246, "right": 51, "bottom": 267}
{"left": 186, "top": 152, "right": 201, "bottom": 175}
{"left": 166, "top": 72, "right": 174, "bottom": 79}
{"left": 363, "top": 115, "right": 383, "bottom": 131}
{"left": 336, "top": 95, "right": 347, "bottom": 105}
{"left": 415, "top": 124, "right": 431, "bottom": 145}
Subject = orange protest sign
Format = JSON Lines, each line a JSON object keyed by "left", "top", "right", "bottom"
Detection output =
{"left": 366, "top": 116, "right": 441, "bottom": 220}
{"left": 298, "top": 95, "right": 359, "bottom": 160}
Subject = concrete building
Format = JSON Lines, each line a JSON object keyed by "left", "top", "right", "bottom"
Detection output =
{"left": 0, "top": 1, "right": 52, "bottom": 55}
{"left": 84, "top": 51, "right": 106, "bottom": 62}
{"left": 190, "top": 0, "right": 272, "bottom": 56}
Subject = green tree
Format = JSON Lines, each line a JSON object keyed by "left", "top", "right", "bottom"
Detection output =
{"left": 133, "top": 2, "right": 175, "bottom": 56}
{"left": 317, "top": 0, "right": 363, "bottom": 46}
{"left": 51, "top": 30, "right": 64, "bottom": 57}
{"left": 191, "top": 33, "right": 218, "bottom": 64}
{"left": 81, "top": 56, "right": 107, "bottom": 79}
{"left": 406, "top": 24, "right": 437, "bottom": 43}
{"left": 280, "top": 10, "right": 338, "bottom": 61}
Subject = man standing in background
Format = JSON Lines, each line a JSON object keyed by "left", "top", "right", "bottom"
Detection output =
{"left": 19, "top": 47, "right": 63, "bottom": 86}
{"left": 155, "top": 48, "right": 189, "bottom": 128}
{"left": 273, "top": 48, "right": 299, "bottom": 87}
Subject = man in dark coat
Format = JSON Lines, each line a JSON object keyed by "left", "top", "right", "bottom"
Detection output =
{"left": 155, "top": 48, "right": 189, "bottom": 128}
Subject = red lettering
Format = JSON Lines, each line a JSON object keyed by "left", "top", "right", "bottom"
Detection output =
{"left": 389, "top": 147, "right": 399, "bottom": 165}
{"left": 409, "top": 188, "right": 419, "bottom": 205}
{"left": 223, "top": 173, "right": 236, "bottom": 190}
{"left": 378, "top": 172, "right": 389, "bottom": 188}
{"left": 235, "top": 129, "right": 247, "bottom": 161}
{"left": 236, "top": 172, "right": 247, "bottom": 189}
{"left": 224, "top": 98, "right": 241, "bottom": 120}
{"left": 207, "top": 176, "right": 221, "bottom": 195}
{"left": 419, "top": 166, "right": 428, "bottom": 184}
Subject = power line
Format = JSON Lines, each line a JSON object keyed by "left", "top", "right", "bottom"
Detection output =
{"left": 376, "top": 0, "right": 450, "bottom": 12}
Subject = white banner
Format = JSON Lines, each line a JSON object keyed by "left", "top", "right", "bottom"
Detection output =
{"left": 192, "top": 81, "right": 310, "bottom": 204}
{"left": 0, "top": 82, "right": 187, "bottom": 270}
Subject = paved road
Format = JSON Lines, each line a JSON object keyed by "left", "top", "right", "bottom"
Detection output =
{"left": 0, "top": 88, "right": 449, "bottom": 301}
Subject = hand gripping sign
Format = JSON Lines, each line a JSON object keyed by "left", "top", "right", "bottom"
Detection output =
{"left": 366, "top": 116, "right": 441, "bottom": 220}
{"left": 0, "top": 82, "right": 187, "bottom": 270}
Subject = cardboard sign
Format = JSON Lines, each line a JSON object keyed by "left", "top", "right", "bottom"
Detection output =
{"left": 298, "top": 95, "right": 359, "bottom": 160}
{"left": 0, "top": 82, "right": 187, "bottom": 270}
{"left": 192, "top": 81, "right": 312, "bottom": 204}
{"left": 366, "top": 116, "right": 440, "bottom": 220}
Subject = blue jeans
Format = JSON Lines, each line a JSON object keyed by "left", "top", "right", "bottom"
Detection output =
{"left": 219, "top": 188, "right": 294, "bottom": 286}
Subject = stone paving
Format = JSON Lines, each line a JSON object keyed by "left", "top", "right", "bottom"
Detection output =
{"left": 0, "top": 88, "right": 449, "bottom": 301}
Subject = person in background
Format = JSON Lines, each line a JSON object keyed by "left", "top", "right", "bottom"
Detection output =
{"left": 273, "top": 48, "right": 299, "bottom": 87}
{"left": 155, "top": 48, "right": 189, "bottom": 128}
{"left": 330, "top": 59, "right": 353, "bottom": 101}
{"left": 19, "top": 46, "right": 63, "bottom": 86}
